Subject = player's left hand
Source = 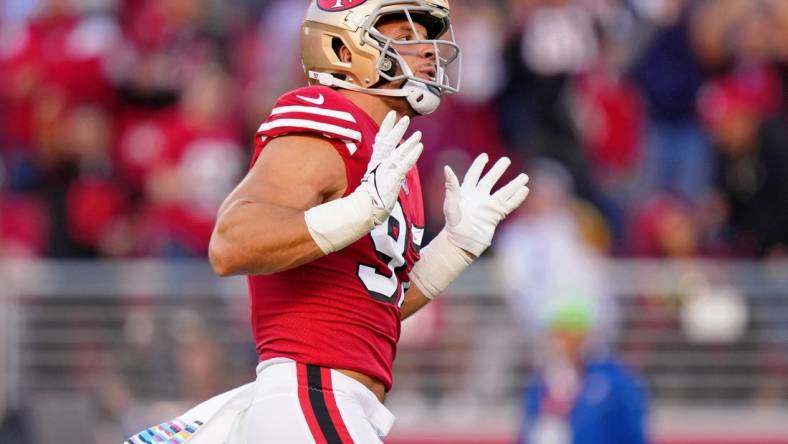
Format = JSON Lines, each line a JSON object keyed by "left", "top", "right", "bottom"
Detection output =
{"left": 442, "top": 153, "right": 530, "bottom": 257}
{"left": 361, "top": 111, "right": 423, "bottom": 225}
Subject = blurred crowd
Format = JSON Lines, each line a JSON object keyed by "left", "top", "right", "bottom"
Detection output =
{"left": 1, "top": 0, "right": 787, "bottom": 260}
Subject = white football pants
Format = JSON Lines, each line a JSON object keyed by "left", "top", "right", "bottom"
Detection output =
{"left": 238, "top": 358, "right": 396, "bottom": 444}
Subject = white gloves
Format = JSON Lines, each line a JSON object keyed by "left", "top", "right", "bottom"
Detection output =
{"left": 360, "top": 111, "right": 423, "bottom": 225}
{"left": 411, "top": 153, "right": 529, "bottom": 299}
{"left": 443, "top": 154, "right": 530, "bottom": 256}
{"left": 305, "top": 111, "right": 422, "bottom": 254}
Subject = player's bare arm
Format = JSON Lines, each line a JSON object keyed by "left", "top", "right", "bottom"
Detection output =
{"left": 400, "top": 284, "right": 431, "bottom": 320}
{"left": 209, "top": 134, "right": 347, "bottom": 276}
{"left": 210, "top": 111, "right": 422, "bottom": 276}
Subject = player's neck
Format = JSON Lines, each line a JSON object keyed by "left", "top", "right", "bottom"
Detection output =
{"left": 337, "top": 89, "right": 409, "bottom": 125}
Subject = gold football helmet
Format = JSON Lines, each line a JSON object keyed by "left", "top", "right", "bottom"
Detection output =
{"left": 301, "top": 0, "right": 461, "bottom": 115}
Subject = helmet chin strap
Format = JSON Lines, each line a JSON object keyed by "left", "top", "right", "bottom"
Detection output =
{"left": 308, "top": 71, "right": 442, "bottom": 116}
{"left": 401, "top": 80, "right": 441, "bottom": 116}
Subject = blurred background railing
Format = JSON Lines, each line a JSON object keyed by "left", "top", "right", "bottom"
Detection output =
{"left": 1, "top": 259, "right": 787, "bottom": 443}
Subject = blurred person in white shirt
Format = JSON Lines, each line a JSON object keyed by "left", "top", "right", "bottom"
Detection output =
{"left": 496, "top": 158, "right": 618, "bottom": 342}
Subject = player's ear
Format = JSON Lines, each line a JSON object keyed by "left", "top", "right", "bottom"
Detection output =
{"left": 339, "top": 45, "right": 352, "bottom": 63}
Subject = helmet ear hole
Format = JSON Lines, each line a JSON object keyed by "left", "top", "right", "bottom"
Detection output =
{"left": 332, "top": 37, "right": 350, "bottom": 62}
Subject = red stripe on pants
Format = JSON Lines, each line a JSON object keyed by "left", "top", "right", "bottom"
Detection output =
{"left": 297, "top": 363, "right": 328, "bottom": 444}
{"left": 320, "top": 367, "right": 356, "bottom": 443}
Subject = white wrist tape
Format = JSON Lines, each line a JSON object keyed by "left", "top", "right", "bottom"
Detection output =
{"left": 304, "top": 189, "right": 377, "bottom": 254}
{"left": 410, "top": 229, "right": 473, "bottom": 299}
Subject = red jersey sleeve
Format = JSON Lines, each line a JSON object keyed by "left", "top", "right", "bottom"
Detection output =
{"left": 251, "top": 87, "right": 371, "bottom": 194}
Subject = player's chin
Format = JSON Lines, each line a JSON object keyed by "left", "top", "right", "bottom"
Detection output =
{"left": 382, "top": 95, "right": 418, "bottom": 117}
{"left": 378, "top": 80, "right": 430, "bottom": 117}
{"left": 402, "top": 106, "right": 419, "bottom": 118}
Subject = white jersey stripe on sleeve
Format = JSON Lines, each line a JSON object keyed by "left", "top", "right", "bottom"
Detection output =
{"left": 345, "top": 142, "right": 358, "bottom": 155}
{"left": 271, "top": 106, "right": 356, "bottom": 123}
{"left": 258, "top": 119, "right": 362, "bottom": 142}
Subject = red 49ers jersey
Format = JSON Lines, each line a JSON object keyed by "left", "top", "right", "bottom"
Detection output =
{"left": 248, "top": 86, "right": 425, "bottom": 391}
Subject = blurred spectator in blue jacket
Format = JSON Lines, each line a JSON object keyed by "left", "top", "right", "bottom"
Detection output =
{"left": 518, "top": 299, "right": 649, "bottom": 444}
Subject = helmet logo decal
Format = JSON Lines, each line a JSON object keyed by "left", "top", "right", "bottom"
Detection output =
{"left": 317, "top": 0, "right": 369, "bottom": 12}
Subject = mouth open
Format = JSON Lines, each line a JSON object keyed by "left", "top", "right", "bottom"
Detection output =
{"left": 420, "top": 68, "right": 437, "bottom": 81}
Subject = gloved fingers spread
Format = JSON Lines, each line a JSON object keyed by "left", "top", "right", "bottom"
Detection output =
{"left": 503, "top": 186, "right": 530, "bottom": 214}
{"left": 376, "top": 111, "right": 397, "bottom": 143}
{"left": 443, "top": 165, "right": 462, "bottom": 227}
{"left": 382, "top": 115, "right": 410, "bottom": 147}
{"left": 390, "top": 130, "right": 422, "bottom": 170}
{"left": 397, "top": 142, "right": 423, "bottom": 174}
{"left": 477, "top": 156, "right": 512, "bottom": 193}
{"left": 492, "top": 173, "right": 529, "bottom": 202}
{"left": 462, "top": 153, "right": 489, "bottom": 191}
{"left": 444, "top": 165, "right": 461, "bottom": 192}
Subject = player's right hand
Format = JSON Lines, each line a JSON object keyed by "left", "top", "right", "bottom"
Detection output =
{"left": 442, "top": 154, "right": 530, "bottom": 256}
{"left": 360, "top": 111, "right": 423, "bottom": 225}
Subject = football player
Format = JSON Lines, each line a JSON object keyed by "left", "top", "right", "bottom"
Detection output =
{"left": 128, "top": 1, "right": 530, "bottom": 443}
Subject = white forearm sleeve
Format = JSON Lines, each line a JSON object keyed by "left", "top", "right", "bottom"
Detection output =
{"left": 410, "top": 230, "right": 473, "bottom": 299}
{"left": 304, "top": 189, "right": 377, "bottom": 254}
